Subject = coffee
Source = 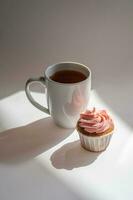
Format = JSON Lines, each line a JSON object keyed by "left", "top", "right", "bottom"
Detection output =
{"left": 50, "top": 70, "right": 87, "bottom": 83}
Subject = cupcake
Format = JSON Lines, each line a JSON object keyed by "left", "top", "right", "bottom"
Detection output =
{"left": 77, "top": 108, "right": 114, "bottom": 152}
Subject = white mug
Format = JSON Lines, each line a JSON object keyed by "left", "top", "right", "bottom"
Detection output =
{"left": 25, "top": 62, "right": 91, "bottom": 128}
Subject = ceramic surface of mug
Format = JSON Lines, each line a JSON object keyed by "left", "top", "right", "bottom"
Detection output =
{"left": 25, "top": 62, "right": 91, "bottom": 128}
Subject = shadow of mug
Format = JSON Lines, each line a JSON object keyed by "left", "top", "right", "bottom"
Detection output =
{"left": 51, "top": 140, "right": 101, "bottom": 170}
{"left": 0, "top": 117, "right": 74, "bottom": 164}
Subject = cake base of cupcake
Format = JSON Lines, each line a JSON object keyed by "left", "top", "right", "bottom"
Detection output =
{"left": 78, "top": 131, "right": 113, "bottom": 152}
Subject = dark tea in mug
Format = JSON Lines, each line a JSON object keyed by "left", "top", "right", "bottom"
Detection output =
{"left": 50, "top": 70, "right": 87, "bottom": 83}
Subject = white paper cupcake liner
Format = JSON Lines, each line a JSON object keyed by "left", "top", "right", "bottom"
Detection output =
{"left": 78, "top": 131, "right": 113, "bottom": 152}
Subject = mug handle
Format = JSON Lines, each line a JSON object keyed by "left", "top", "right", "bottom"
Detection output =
{"left": 25, "top": 77, "right": 50, "bottom": 114}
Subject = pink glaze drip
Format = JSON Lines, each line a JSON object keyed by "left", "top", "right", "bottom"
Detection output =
{"left": 79, "top": 108, "right": 114, "bottom": 133}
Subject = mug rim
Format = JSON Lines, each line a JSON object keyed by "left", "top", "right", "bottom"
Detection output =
{"left": 44, "top": 61, "right": 91, "bottom": 86}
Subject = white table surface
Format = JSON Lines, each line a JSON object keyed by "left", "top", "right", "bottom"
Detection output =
{"left": 0, "top": 90, "right": 133, "bottom": 200}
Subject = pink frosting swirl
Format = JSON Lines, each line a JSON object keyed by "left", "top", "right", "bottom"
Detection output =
{"left": 79, "top": 108, "right": 114, "bottom": 133}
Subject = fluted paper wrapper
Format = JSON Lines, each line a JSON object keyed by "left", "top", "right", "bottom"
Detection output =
{"left": 78, "top": 131, "right": 113, "bottom": 152}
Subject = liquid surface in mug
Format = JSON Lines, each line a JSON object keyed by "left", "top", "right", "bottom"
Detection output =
{"left": 50, "top": 70, "right": 87, "bottom": 83}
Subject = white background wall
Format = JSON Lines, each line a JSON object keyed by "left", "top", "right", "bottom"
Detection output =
{"left": 0, "top": 0, "right": 133, "bottom": 126}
